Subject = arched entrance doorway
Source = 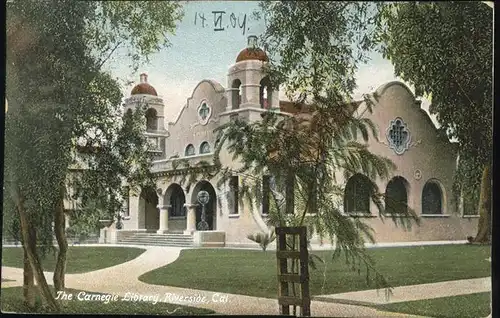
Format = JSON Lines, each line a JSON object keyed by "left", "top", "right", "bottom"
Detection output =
{"left": 164, "top": 183, "right": 186, "bottom": 233}
{"left": 191, "top": 181, "right": 217, "bottom": 230}
{"left": 344, "top": 173, "right": 372, "bottom": 214}
{"left": 140, "top": 187, "right": 159, "bottom": 231}
{"left": 385, "top": 176, "right": 409, "bottom": 215}
{"left": 422, "top": 180, "right": 443, "bottom": 214}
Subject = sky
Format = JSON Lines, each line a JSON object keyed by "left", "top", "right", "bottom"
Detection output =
{"left": 104, "top": 1, "right": 436, "bottom": 127}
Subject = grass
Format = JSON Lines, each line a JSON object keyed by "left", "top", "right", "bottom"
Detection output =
{"left": 374, "top": 292, "right": 491, "bottom": 318}
{"left": 139, "top": 244, "right": 490, "bottom": 299}
{"left": 1, "top": 287, "right": 215, "bottom": 315}
{"left": 1, "top": 246, "right": 145, "bottom": 274}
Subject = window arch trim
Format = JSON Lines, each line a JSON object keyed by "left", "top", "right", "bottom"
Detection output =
{"left": 185, "top": 144, "right": 195, "bottom": 156}
{"left": 199, "top": 141, "right": 211, "bottom": 154}
{"left": 384, "top": 176, "right": 410, "bottom": 215}
{"left": 421, "top": 178, "right": 447, "bottom": 216}
{"left": 344, "top": 173, "right": 372, "bottom": 215}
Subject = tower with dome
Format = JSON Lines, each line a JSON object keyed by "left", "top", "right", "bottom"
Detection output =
{"left": 95, "top": 36, "right": 478, "bottom": 248}
{"left": 123, "top": 73, "right": 168, "bottom": 160}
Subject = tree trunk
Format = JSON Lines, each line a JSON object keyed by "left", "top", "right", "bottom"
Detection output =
{"left": 53, "top": 188, "right": 68, "bottom": 291}
{"left": 16, "top": 191, "right": 60, "bottom": 311}
{"left": 23, "top": 243, "right": 36, "bottom": 308}
{"left": 473, "top": 164, "right": 491, "bottom": 243}
{"left": 285, "top": 171, "right": 295, "bottom": 215}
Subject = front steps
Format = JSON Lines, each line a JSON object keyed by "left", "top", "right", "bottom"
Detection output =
{"left": 117, "top": 232, "right": 194, "bottom": 247}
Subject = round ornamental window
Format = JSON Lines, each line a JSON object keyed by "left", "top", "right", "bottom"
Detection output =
{"left": 386, "top": 117, "right": 411, "bottom": 155}
{"left": 414, "top": 169, "right": 422, "bottom": 180}
{"left": 197, "top": 101, "right": 212, "bottom": 125}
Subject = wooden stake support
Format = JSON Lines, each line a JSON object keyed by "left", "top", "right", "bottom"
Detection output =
{"left": 276, "top": 226, "right": 310, "bottom": 316}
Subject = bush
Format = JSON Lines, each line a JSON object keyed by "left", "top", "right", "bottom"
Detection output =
{"left": 247, "top": 231, "right": 276, "bottom": 251}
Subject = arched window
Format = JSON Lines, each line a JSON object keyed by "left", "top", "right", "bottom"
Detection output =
{"left": 199, "top": 141, "right": 211, "bottom": 154}
{"left": 145, "top": 108, "right": 158, "bottom": 131}
{"left": 344, "top": 174, "right": 372, "bottom": 214}
{"left": 422, "top": 181, "right": 442, "bottom": 214}
{"left": 185, "top": 144, "right": 195, "bottom": 156}
{"left": 260, "top": 77, "right": 272, "bottom": 109}
{"left": 385, "top": 176, "right": 409, "bottom": 214}
{"left": 232, "top": 79, "right": 242, "bottom": 110}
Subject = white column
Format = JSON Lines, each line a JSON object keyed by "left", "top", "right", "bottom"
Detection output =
{"left": 270, "top": 88, "right": 280, "bottom": 111}
{"left": 241, "top": 83, "right": 261, "bottom": 107}
{"left": 99, "top": 228, "right": 106, "bottom": 244}
{"left": 184, "top": 204, "right": 198, "bottom": 235}
{"left": 157, "top": 204, "right": 169, "bottom": 234}
{"left": 226, "top": 88, "right": 239, "bottom": 111}
{"left": 106, "top": 227, "right": 117, "bottom": 244}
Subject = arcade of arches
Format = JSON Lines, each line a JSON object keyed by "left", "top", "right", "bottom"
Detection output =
{"left": 138, "top": 181, "right": 217, "bottom": 233}
{"left": 343, "top": 174, "right": 444, "bottom": 216}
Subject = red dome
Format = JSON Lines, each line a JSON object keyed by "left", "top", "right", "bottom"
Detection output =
{"left": 236, "top": 48, "right": 269, "bottom": 63}
{"left": 131, "top": 73, "right": 158, "bottom": 96}
{"left": 236, "top": 35, "right": 268, "bottom": 63}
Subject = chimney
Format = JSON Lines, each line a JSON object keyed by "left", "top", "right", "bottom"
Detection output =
{"left": 247, "top": 35, "right": 258, "bottom": 49}
{"left": 140, "top": 73, "right": 148, "bottom": 83}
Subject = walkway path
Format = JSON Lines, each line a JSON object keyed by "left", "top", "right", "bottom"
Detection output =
{"left": 1, "top": 244, "right": 489, "bottom": 317}
{"left": 314, "top": 277, "right": 491, "bottom": 305}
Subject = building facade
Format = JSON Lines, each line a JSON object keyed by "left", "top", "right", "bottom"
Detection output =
{"left": 105, "top": 36, "right": 479, "bottom": 247}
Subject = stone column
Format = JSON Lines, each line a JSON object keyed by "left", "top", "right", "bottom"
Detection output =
{"left": 225, "top": 88, "right": 239, "bottom": 111}
{"left": 99, "top": 228, "right": 106, "bottom": 244}
{"left": 184, "top": 204, "right": 198, "bottom": 235}
{"left": 241, "top": 83, "right": 261, "bottom": 107}
{"left": 107, "top": 227, "right": 117, "bottom": 244}
{"left": 157, "top": 204, "right": 170, "bottom": 234}
{"left": 270, "top": 88, "right": 280, "bottom": 112}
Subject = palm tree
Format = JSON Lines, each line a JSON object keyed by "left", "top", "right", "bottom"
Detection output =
{"left": 210, "top": 88, "right": 419, "bottom": 311}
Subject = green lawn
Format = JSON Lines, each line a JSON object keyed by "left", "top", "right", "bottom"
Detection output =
{"left": 2, "top": 247, "right": 145, "bottom": 273}
{"left": 1, "top": 287, "right": 215, "bottom": 315}
{"left": 374, "top": 292, "right": 491, "bottom": 318}
{"left": 139, "top": 245, "right": 490, "bottom": 298}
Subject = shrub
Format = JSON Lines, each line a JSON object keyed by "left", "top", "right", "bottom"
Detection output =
{"left": 247, "top": 231, "right": 276, "bottom": 251}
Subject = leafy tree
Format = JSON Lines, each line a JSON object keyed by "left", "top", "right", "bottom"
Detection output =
{"left": 374, "top": 2, "right": 493, "bottom": 243}
{"left": 68, "top": 102, "right": 157, "bottom": 239}
{"left": 254, "top": 1, "right": 379, "bottom": 101}
{"left": 209, "top": 93, "right": 418, "bottom": 315}
{"left": 65, "top": 201, "right": 105, "bottom": 243}
{"left": 6, "top": 0, "right": 96, "bottom": 309}
{"left": 85, "top": 1, "right": 183, "bottom": 72}
{"left": 253, "top": 3, "right": 418, "bottom": 311}
{"left": 6, "top": 0, "right": 182, "bottom": 310}
{"left": 175, "top": 2, "right": 418, "bottom": 315}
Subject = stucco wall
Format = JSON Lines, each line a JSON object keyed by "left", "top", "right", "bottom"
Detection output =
{"left": 125, "top": 77, "right": 478, "bottom": 244}
{"left": 166, "top": 80, "right": 226, "bottom": 159}
{"left": 333, "top": 82, "right": 477, "bottom": 242}
{"left": 361, "top": 83, "right": 458, "bottom": 214}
